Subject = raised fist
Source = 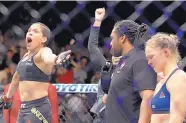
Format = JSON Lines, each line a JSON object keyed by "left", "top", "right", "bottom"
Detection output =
{"left": 95, "top": 8, "right": 105, "bottom": 21}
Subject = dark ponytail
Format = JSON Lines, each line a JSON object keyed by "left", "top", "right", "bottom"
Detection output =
{"left": 134, "top": 23, "right": 151, "bottom": 50}
{"left": 113, "top": 20, "right": 151, "bottom": 50}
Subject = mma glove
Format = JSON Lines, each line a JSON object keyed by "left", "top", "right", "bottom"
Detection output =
{"left": 55, "top": 50, "right": 71, "bottom": 65}
{"left": 101, "top": 61, "right": 113, "bottom": 94}
{"left": 0, "top": 94, "right": 12, "bottom": 111}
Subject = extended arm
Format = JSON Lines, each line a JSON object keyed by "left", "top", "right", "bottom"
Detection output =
{"left": 6, "top": 71, "right": 20, "bottom": 99}
{"left": 40, "top": 47, "right": 71, "bottom": 66}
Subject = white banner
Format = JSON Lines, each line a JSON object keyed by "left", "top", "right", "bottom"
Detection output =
{"left": 53, "top": 84, "right": 98, "bottom": 93}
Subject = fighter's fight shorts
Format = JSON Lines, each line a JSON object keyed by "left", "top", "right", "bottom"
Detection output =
{"left": 16, "top": 96, "right": 51, "bottom": 123}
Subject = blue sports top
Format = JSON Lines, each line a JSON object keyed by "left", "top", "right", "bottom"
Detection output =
{"left": 151, "top": 68, "right": 179, "bottom": 114}
{"left": 16, "top": 53, "right": 50, "bottom": 82}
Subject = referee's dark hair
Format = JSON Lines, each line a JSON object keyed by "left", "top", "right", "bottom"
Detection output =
{"left": 113, "top": 20, "right": 150, "bottom": 47}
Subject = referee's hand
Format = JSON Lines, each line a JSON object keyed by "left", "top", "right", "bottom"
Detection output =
{"left": 95, "top": 8, "right": 105, "bottom": 21}
{"left": 102, "top": 94, "right": 107, "bottom": 104}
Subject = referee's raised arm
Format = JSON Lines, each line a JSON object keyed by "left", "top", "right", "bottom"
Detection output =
{"left": 88, "top": 8, "right": 107, "bottom": 71}
{"left": 88, "top": 8, "right": 109, "bottom": 123}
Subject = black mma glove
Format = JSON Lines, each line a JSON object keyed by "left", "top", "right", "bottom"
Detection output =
{"left": 0, "top": 94, "right": 12, "bottom": 111}
{"left": 55, "top": 50, "right": 71, "bottom": 65}
{"left": 61, "top": 57, "right": 73, "bottom": 69}
{"left": 101, "top": 61, "right": 113, "bottom": 94}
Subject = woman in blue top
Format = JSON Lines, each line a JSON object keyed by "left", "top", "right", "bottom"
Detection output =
{"left": 145, "top": 33, "right": 186, "bottom": 123}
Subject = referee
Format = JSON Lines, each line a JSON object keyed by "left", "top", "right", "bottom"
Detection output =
{"left": 95, "top": 8, "right": 157, "bottom": 123}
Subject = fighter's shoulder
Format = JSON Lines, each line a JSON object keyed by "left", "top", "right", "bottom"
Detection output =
{"left": 168, "top": 70, "right": 186, "bottom": 89}
{"left": 34, "top": 47, "right": 53, "bottom": 61}
{"left": 174, "top": 70, "right": 186, "bottom": 82}
{"left": 17, "top": 53, "right": 28, "bottom": 64}
{"left": 39, "top": 47, "right": 52, "bottom": 53}
{"left": 172, "top": 70, "right": 186, "bottom": 79}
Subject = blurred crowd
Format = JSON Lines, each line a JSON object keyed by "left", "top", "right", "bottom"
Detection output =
{"left": 0, "top": 31, "right": 26, "bottom": 86}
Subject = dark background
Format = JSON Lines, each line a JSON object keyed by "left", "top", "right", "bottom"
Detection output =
{"left": 0, "top": 1, "right": 186, "bottom": 59}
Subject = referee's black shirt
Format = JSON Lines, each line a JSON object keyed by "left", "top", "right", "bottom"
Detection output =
{"left": 105, "top": 48, "right": 157, "bottom": 123}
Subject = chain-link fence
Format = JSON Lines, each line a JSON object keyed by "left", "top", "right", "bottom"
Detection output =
{"left": 0, "top": 1, "right": 186, "bottom": 48}
{"left": 55, "top": 84, "right": 97, "bottom": 123}
{"left": 0, "top": 1, "right": 186, "bottom": 66}
{"left": 58, "top": 93, "right": 95, "bottom": 123}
